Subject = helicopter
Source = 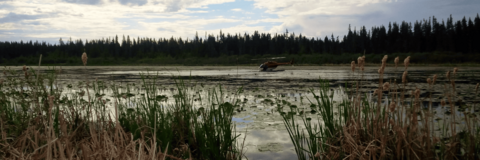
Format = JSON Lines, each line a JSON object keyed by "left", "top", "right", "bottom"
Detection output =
{"left": 258, "top": 58, "right": 294, "bottom": 71}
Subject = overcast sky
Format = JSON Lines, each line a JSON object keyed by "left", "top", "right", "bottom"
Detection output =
{"left": 0, "top": 0, "right": 479, "bottom": 44}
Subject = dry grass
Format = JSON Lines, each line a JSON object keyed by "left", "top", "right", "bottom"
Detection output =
{"left": 317, "top": 56, "right": 480, "bottom": 159}
{"left": 0, "top": 54, "right": 245, "bottom": 160}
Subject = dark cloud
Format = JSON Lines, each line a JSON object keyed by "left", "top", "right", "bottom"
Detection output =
{"left": 62, "top": 0, "right": 103, "bottom": 5}
{"left": 0, "top": 12, "right": 42, "bottom": 23}
{"left": 118, "top": 0, "right": 147, "bottom": 6}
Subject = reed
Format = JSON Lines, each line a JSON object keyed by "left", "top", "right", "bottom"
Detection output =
{"left": 0, "top": 66, "right": 245, "bottom": 159}
{"left": 280, "top": 56, "right": 480, "bottom": 159}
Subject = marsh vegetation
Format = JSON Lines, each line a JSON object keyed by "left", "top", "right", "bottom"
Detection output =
{"left": 1, "top": 54, "right": 480, "bottom": 159}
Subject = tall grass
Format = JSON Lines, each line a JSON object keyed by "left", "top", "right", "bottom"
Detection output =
{"left": 280, "top": 56, "right": 480, "bottom": 159}
{"left": 0, "top": 62, "right": 246, "bottom": 159}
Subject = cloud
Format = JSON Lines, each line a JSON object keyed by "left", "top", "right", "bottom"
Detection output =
{"left": 247, "top": 0, "right": 480, "bottom": 38}
{"left": 0, "top": 12, "right": 42, "bottom": 23}
{"left": 1, "top": 0, "right": 479, "bottom": 45}
{"left": 118, "top": 0, "right": 147, "bottom": 6}
{"left": 61, "top": 0, "right": 104, "bottom": 5}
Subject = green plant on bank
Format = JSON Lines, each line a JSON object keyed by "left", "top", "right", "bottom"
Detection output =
{"left": 280, "top": 55, "right": 480, "bottom": 159}
{"left": 0, "top": 54, "right": 246, "bottom": 159}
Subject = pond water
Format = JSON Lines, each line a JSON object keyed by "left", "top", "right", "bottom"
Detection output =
{"left": 12, "top": 65, "right": 480, "bottom": 159}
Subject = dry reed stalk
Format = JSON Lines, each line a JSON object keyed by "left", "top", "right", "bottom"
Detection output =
{"left": 404, "top": 56, "right": 410, "bottom": 70}
{"left": 402, "top": 71, "right": 408, "bottom": 84}
{"left": 351, "top": 61, "right": 356, "bottom": 72}
{"left": 383, "top": 82, "right": 390, "bottom": 91}
{"left": 446, "top": 71, "right": 451, "bottom": 81}
{"left": 82, "top": 52, "right": 88, "bottom": 66}
{"left": 381, "top": 55, "right": 388, "bottom": 69}
{"left": 394, "top": 56, "right": 399, "bottom": 69}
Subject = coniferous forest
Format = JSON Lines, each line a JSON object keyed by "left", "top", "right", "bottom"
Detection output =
{"left": 1, "top": 14, "right": 479, "bottom": 66}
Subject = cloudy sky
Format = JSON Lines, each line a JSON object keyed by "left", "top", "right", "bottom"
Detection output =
{"left": 0, "top": 0, "right": 479, "bottom": 44}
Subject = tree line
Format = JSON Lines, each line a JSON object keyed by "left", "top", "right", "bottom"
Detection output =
{"left": 1, "top": 14, "right": 479, "bottom": 64}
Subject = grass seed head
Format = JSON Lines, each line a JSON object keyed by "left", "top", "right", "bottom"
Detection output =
{"left": 383, "top": 82, "right": 390, "bottom": 90}
{"left": 453, "top": 67, "right": 458, "bottom": 76}
{"left": 404, "top": 56, "right": 410, "bottom": 70}
{"left": 315, "top": 151, "right": 321, "bottom": 158}
{"left": 446, "top": 71, "right": 451, "bottom": 80}
{"left": 351, "top": 61, "right": 356, "bottom": 72}
{"left": 427, "top": 78, "right": 432, "bottom": 85}
{"left": 81, "top": 52, "right": 88, "bottom": 66}
{"left": 22, "top": 65, "right": 27, "bottom": 72}
{"left": 381, "top": 55, "right": 388, "bottom": 69}
{"left": 441, "top": 99, "right": 446, "bottom": 107}
{"left": 394, "top": 56, "right": 399, "bottom": 69}
{"left": 433, "top": 74, "right": 437, "bottom": 84}
{"left": 378, "top": 67, "right": 384, "bottom": 75}
{"left": 414, "top": 88, "right": 420, "bottom": 100}
{"left": 389, "top": 103, "right": 396, "bottom": 112}
{"left": 402, "top": 71, "right": 408, "bottom": 83}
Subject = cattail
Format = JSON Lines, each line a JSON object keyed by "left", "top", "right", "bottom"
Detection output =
{"left": 394, "top": 56, "right": 399, "bottom": 69}
{"left": 402, "top": 71, "right": 408, "bottom": 83}
{"left": 433, "top": 74, "right": 437, "bottom": 85}
{"left": 378, "top": 67, "right": 384, "bottom": 75}
{"left": 389, "top": 102, "right": 396, "bottom": 112}
{"left": 453, "top": 67, "right": 458, "bottom": 76}
{"left": 404, "top": 56, "right": 410, "bottom": 70}
{"left": 351, "top": 61, "right": 356, "bottom": 72}
{"left": 381, "top": 55, "right": 388, "bottom": 69}
{"left": 414, "top": 88, "right": 420, "bottom": 101}
{"left": 357, "top": 57, "right": 362, "bottom": 66}
{"left": 81, "top": 52, "right": 88, "bottom": 66}
{"left": 383, "top": 82, "right": 390, "bottom": 90}
{"left": 446, "top": 71, "right": 450, "bottom": 80}
{"left": 427, "top": 78, "right": 432, "bottom": 85}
